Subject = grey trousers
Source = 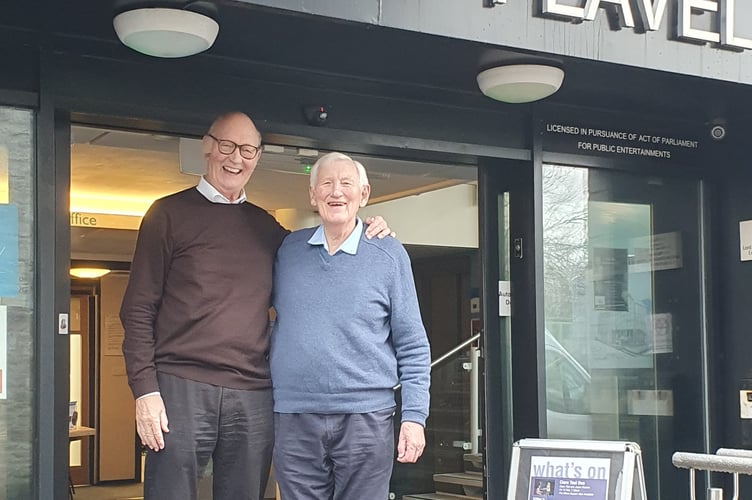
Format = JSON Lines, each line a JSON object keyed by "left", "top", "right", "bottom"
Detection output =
{"left": 273, "top": 408, "right": 395, "bottom": 500}
{"left": 144, "top": 373, "right": 274, "bottom": 500}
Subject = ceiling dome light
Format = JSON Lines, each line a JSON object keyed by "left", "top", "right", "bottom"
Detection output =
{"left": 477, "top": 64, "right": 565, "bottom": 104}
{"left": 113, "top": 7, "right": 219, "bottom": 58}
{"left": 70, "top": 268, "right": 111, "bottom": 279}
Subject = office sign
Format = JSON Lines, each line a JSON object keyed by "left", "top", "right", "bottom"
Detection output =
{"left": 70, "top": 212, "right": 142, "bottom": 230}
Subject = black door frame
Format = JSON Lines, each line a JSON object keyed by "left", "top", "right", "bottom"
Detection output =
{"left": 57, "top": 106, "right": 534, "bottom": 499}
{"left": 479, "top": 156, "right": 543, "bottom": 499}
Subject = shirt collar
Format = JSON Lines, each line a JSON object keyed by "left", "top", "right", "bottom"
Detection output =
{"left": 196, "top": 176, "right": 247, "bottom": 204}
{"left": 307, "top": 218, "right": 363, "bottom": 255}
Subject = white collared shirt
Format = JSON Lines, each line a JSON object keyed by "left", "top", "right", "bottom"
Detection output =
{"left": 196, "top": 176, "right": 247, "bottom": 204}
{"left": 307, "top": 218, "right": 364, "bottom": 255}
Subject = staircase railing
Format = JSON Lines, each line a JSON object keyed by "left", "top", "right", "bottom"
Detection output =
{"left": 394, "top": 332, "right": 482, "bottom": 455}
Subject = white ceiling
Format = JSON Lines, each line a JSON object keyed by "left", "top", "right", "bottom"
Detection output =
{"left": 70, "top": 125, "right": 477, "bottom": 262}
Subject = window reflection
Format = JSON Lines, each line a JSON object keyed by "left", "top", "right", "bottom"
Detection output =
{"left": 541, "top": 163, "right": 704, "bottom": 500}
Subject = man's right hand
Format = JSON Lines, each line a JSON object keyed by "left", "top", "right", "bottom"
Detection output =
{"left": 135, "top": 394, "right": 170, "bottom": 451}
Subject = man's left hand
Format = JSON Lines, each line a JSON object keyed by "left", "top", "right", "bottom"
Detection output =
{"left": 364, "top": 216, "right": 396, "bottom": 239}
{"left": 397, "top": 421, "right": 425, "bottom": 463}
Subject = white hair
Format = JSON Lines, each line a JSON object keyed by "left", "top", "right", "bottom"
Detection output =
{"left": 309, "top": 152, "right": 369, "bottom": 187}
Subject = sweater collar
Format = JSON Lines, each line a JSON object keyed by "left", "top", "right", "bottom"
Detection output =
{"left": 307, "top": 218, "right": 363, "bottom": 255}
{"left": 196, "top": 176, "right": 247, "bottom": 204}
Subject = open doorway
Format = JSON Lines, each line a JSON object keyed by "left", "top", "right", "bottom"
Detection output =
{"left": 68, "top": 124, "right": 480, "bottom": 499}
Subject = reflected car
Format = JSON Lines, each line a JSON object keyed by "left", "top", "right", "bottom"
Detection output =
{"left": 544, "top": 331, "right": 594, "bottom": 439}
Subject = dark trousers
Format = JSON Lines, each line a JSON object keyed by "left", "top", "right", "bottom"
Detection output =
{"left": 144, "top": 373, "right": 274, "bottom": 500}
{"left": 273, "top": 408, "right": 395, "bottom": 500}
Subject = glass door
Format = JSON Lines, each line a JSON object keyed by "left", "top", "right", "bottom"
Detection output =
{"left": 540, "top": 164, "right": 707, "bottom": 500}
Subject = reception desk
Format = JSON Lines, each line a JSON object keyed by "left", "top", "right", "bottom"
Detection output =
{"left": 69, "top": 426, "right": 96, "bottom": 440}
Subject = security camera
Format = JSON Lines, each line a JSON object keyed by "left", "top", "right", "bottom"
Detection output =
{"left": 710, "top": 124, "right": 726, "bottom": 141}
{"left": 303, "top": 106, "right": 329, "bottom": 126}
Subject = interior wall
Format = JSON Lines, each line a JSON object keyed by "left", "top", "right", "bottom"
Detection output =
{"left": 274, "top": 183, "right": 479, "bottom": 247}
{"left": 360, "top": 184, "right": 478, "bottom": 248}
{"left": 97, "top": 272, "right": 135, "bottom": 481}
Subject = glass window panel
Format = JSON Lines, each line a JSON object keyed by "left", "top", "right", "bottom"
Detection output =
{"left": 0, "top": 106, "right": 35, "bottom": 499}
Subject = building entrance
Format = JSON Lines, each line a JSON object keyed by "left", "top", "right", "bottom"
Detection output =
{"left": 67, "top": 123, "right": 480, "bottom": 498}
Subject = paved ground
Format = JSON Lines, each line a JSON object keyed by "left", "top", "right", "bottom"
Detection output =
{"left": 72, "top": 481, "right": 143, "bottom": 500}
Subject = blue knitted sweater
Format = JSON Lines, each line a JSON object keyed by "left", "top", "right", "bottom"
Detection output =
{"left": 270, "top": 224, "right": 431, "bottom": 426}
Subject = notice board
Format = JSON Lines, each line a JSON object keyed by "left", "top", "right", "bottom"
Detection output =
{"left": 506, "top": 439, "right": 647, "bottom": 500}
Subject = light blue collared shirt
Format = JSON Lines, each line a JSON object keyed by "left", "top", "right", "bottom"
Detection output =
{"left": 196, "top": 176, "right": 247, "bottom": 204}
{"left": 307, "top": 218, "right": 363, "bottom": 255}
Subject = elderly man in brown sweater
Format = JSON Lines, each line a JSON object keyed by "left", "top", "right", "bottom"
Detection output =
{"left": 120, "top": 111, "right": 391, "bottom": 500}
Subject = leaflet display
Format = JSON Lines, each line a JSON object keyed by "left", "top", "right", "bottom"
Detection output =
{"left": 507, "top": 439, "right": 647, "bottom": 500}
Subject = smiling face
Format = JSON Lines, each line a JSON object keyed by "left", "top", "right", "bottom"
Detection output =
{"left": 202, "top": 112, "right": 262, "bottom": 202}
{"left": 310, "top": 158, "right": 370, "bottom": 230}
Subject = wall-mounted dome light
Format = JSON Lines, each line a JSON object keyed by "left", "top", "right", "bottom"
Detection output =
{"left": 113, "top": 7, "right": 219, "bottom": 58}
{"left": 477, "top": 64, "right": 565, "bottom": 104}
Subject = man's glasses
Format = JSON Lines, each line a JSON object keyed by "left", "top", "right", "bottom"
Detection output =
{"left": 206, "top": 134, "right": 261, "bottom": 160}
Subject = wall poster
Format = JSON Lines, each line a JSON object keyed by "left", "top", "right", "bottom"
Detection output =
{"left": 528, "top": 456, "right": 610, "bottom": 500}
{"left": 0, "top": 204, "right": 19, "bottom": 297}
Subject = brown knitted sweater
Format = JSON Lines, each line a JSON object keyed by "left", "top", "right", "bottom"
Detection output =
{"left": 120, "top": 187, "right": 288, "bottom": 398}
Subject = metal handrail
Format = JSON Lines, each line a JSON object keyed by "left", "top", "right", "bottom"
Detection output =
{"left": 431, "top": 333, "right": 481, "bottom": 370}
{"left": 672, "top": 451, "right": 752, "bottom": 500}
{"left": 393, "top": 332, "right": 483, "bottom": 454}
{"left": 393, "top": 333, "right": 481, "bottom": 391}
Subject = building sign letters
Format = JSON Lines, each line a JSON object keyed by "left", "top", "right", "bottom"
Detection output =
{"left": 70, "top": 212, "right": 142, "bottom": 231}
{"left": 490, "top": 0, "right": 751, "bottom": 52}
{"left": 544, "top": 122, "right": 699, "bottom": 161}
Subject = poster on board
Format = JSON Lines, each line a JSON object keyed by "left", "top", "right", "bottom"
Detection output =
{"left": 0, "top": 204, "right": 19, "bottom": 297}
{"left": 507, "top": 439, "right": 647, "bottom": 500}
{"left": 528, "top": 456, "right": 610, "bottom": 499}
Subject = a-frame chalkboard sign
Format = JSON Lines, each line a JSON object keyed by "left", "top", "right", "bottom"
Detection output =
{"left": 506, "top": 439, "right": 648, "bottom": 500}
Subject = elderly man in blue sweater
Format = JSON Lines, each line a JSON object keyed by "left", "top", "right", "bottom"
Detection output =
{"left": 270, "top": 152, "right": 431, "bottom": 500}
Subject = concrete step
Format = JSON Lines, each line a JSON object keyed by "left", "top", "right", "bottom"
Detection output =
{"left": 433, "top": 471, "right": 483, "bottom": 488}
{"left": 403, "top": 493, "right": 481, "bottom": 500}
{"left": 463, "top": 453, "right": 483, "bottom": 469}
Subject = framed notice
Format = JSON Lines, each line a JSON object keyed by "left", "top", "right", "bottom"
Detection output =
{"left": 741, "top": 220, "right": 752, "bottom": 261}
{"left": 506, "top": 439, "right": 647, "bottom": 500}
